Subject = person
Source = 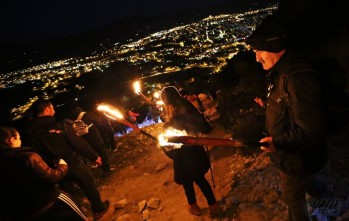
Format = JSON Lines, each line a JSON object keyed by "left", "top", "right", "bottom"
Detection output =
{"left": 179, "top": 88, "right": 203, "bottom": 113}
{"left": 94, "top": 111, "right": 117, "bottom": 150}
{"left": 0, "top": 127, "right": 88, "bottom": 221}
{"left": 198, "top": 92, "right": 220, "bottom": 127}
{"left": 160, "top": 86, "right": 222, "bottom": 218}
{"left": 62, "top": 102, "right": 114, "bottom": 177}
{"left": 246, "top": 16, "right": 328, "bottom": 221}
{"left": 26, "top": 99, "right": 110, "bottom": 220}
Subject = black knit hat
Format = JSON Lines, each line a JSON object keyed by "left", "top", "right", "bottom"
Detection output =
{"left": 246, "top": 17, "right": 287, "bottom": 53}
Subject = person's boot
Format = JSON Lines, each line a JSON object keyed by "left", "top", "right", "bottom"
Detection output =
{"left": 188, "top": 203, "right": 202, "bottom": 216}
{"left": 209, "top": 202, "right": 223, "bottom": 218}
{"left": 94, "top": 200, "right": 110, "bottom": 220}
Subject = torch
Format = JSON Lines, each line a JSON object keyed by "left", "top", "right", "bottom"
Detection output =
{"left": 165, "top": 136, "right": 244, "bottom": 147}
{"left": 133, "top": 80, "right": 153, "bottom": 105}
{"left": 158, "top": 127, "right": 244, "bottom": 148}
{"left": 133, "top": 80, "right": 162, "bottom": 116}
{"left": 164, "top": 135, "right": 268, "bottom": 148}
{"left": 97, "top": 104, "right": 157, "bottom": 141}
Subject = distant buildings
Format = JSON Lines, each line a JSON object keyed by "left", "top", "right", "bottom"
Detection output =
{"left": 0, "top": 4, "right": 277, "bottom": 121}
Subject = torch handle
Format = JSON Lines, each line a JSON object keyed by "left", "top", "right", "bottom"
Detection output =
{"left": 245, "top": 141, "right": 269, "bottom": 147}
{"left": 139, "top": 92, "right": 153, "bottom": 105}
{"left": 166, "top": 136, "right": 243, "bottom": 147}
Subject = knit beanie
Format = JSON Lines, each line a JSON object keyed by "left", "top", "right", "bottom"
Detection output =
{"left": 246, "top": 17, "right": 287, "bottom": 53}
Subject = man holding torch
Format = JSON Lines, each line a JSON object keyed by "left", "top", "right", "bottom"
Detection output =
{"left": 246, "top": 15, "right": 328, "bottom": 221}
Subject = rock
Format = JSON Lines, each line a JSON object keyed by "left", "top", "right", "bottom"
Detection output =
{"left": 116, "top": 214, "right": 132, "bottom": 221}
{"left": 115, "top": 199, "right": 128, "bottom": 209}
{"left": 263, "top": 190, "right": 279, "bottom": 206}
{"left": 142, "top": 209, "right": 150, "bottom": 220}
{"left": 138, "top": 200, "right": 147, "bottom": 213}
{"left": 147, "top": 197, "right": 160, "bottom": 209}
{"left": 239, "top": 209, "right": 264, "bottom": 221}
{"left": 155, "top": 162, "right": 168, "bottom": 172}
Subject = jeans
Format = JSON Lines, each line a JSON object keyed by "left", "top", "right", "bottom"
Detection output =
{"left": 61, "top": 157, "right": 105, "bottom": 213}
{"left": 280, "top": 171, "right": 322, "bottom": 221}
{"left": 182, "top": 176, "right": 216, "bottom": 206}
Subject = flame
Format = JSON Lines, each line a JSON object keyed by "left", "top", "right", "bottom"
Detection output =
{"left": 153, "top": 91, "right": 160, "bottom": 99}
{"left": 133, "top": 81, "right": 141, "bottom": 94}
{"left": 158, "top": 127, "right": 187, "bottom": 149}
{"left": 156, "top": 100, "right": 164, "bottom": 106}
{"left": 97, "top": 104, "right": 123, "bottom": 119}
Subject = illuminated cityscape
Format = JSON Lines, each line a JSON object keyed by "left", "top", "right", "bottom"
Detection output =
{"left": 0, "top": 5, "right": 277, "bottom": 121}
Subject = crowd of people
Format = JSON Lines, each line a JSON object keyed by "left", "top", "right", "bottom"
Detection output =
{"left": 0, "top": 99, "right": 115, "bottom": 220}
{"left": 1, "top": 11, "right": 346, "bottom": 221}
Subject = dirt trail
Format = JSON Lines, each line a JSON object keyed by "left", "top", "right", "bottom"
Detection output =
{"left": 79, "top": 123, "right": 349, "bottom": 221}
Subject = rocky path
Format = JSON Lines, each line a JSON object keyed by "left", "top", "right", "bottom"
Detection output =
{"left": 79, "top": 123, "right": 349, "bottom": 221}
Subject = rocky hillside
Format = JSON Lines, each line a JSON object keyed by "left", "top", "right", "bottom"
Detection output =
{"left": 76, "top": 123, "right": 349, "bottom": 221}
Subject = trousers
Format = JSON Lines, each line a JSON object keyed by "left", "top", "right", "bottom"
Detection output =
{"left": 182, "top": 176, "right": 216, "bottom": 206}
{"left": 61, "top": 156, "right": 105, "bottom": 213}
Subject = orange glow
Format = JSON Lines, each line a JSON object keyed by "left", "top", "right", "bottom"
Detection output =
{"left": 158, "top": 127, "right": 187, "bottom": 148}
{"left": 153, "top": 91, "right": 160, "bottom": 99}
{"left": 156, "top": 100, "right": 164, "bottom": 106}
{"left": 133, "top": 81, "right": 141, "bottom": 94}
{"left": 97, "top": 104, "right": 123, "bottom": 119}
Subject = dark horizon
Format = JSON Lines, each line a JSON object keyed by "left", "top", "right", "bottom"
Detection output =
{"left": 1, "top": 0, "right": 269, "bottom": 46}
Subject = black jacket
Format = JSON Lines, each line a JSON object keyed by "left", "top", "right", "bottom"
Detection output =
{"left": 164, "top": 99, "right": 212, "bottom": 184}
{"left": 26, "top": 116, "right": 98, "bottom": 169}
{"left": 0, "top": 146, "right": 68, "bottom": 219}
{"left": 266, "top": 52, "right": 328, "bottom": 177}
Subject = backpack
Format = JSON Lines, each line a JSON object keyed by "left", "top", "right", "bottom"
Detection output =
{"left": 66, "top": 112, "right": 92, "bottom": 136}
{"left": 280, "top": 58, "right": 349, "bottom": 137}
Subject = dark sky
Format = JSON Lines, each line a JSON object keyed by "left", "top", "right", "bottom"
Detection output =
{"left": 1, "top": 0, "right": 234, "bottom": 44}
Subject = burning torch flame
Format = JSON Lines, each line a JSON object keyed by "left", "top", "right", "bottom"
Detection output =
{"left": 97, "top": 103, "right": 158, "bottom": 141}
{"left": 156, "top": 100, "right": 164, "bottom": 106}
{"left": 153, "top": 91, "right": 160, "bottom": 99}
{"left": 97, "top": 104, "right": 123, "bottom": 119}
{"left": 158, "top": 127, "right": 187, "bottom": 149}
{"left": 133, "top": 80, "right": 153, "bottom": 105}
{"left": 133, "top": 81, "right": 141, "bottom": 95}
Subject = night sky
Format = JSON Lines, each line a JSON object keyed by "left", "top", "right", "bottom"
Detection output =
{"left": 1, "top": 0, "right": 234, "bottom": 45}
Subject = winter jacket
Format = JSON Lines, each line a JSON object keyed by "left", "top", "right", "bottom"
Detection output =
{"left": 266, "top": 52, "right": 328, "bottom": 177}
{"left": 26, "top": 116, "right": 98, "bottom": 169}
{"left": 163, "top": 99, "right": 212, "bottom": 184}
{"left": 0, "top": 146, "right": 68, "bottom": 219}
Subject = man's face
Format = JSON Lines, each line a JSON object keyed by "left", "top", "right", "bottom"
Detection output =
{"left": 253, "top": 50, "right": 285, "bottom": 70}
{"left": 11, "top": 132, "right": 21, "bottom": 148}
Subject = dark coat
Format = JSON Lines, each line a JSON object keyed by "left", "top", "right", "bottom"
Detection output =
{"left": 65, "top": 106, "right": 115, "bottom": 149}
{"left": 0, "top": 146, "right": 68, "bottom": 219}
{"left": 63, "top": 107, "right": 112, "bottom": 172}
{"left": 164, "top": 99, "right": 212, "bottom": 184}
{"left": 266, "top": 52, "right": 328, "bottom": 177}
{"left": 26, "top": 116, "right": 98, "bottom": 169}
